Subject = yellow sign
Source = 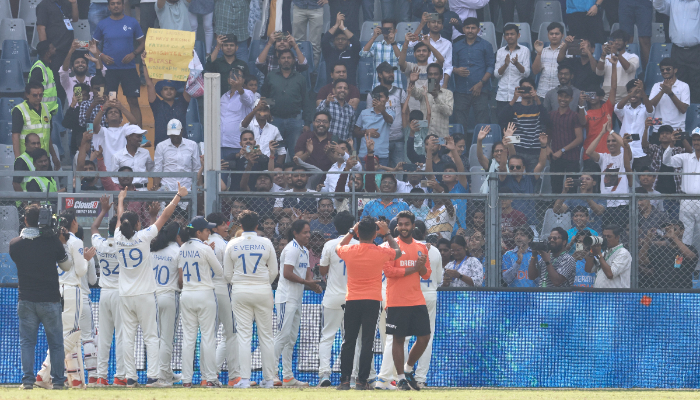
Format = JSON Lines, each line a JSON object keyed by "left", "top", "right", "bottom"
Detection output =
{"left": 144, "top": 28, "right": 195, "bottom": 81}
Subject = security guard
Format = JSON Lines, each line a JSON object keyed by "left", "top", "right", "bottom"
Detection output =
{"left": 29, "top": 41, "right": 59, "bottom": 114}
{"left": 11, "top": 82, "right": 60, "bottom": 169}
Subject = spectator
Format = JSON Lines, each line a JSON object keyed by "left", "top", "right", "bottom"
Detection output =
{"left": 256, "top": 33, "right": 309, "bottom": 76}
{"left": 579, "top": 59, "right": 617, "bottom": 171}
{"left": 322, "top": 13, "right": 361, "bottom": 84}
{"left": 436, "top": 237, "right": 451, "bottom": 267}
{"left": 360, "top": 20, "right": 404, "bottom": 90}
{"left": 498, "top": 135, "right": 548, "bottom": 223}
{"left": 409, "top": 15, "right": 452, "bottom": 86}
{"left": 316, "top": 64, "right": 361, "bottom": 109}
{"left": 214, "top": 0, "right": 250, "bottom": 62}
{"left": 586, "top": 122, "right": 633, "bottom": 227}
{"left": 93, "top": 0, "right": 145, "bottom": 126}
{"left": 92, "top": 99, "right": 139, "bottom": 172}
{"left": 274, "top": 165, "right": 318, "bottom": 218}
{"left": 448, "top": 0, "right": 489, "bottom": 28}
{"left": 260, "top": 215, "right": 277, "bottom": 241}
{"left": 22, "top": 149, "right": 59, "bottom": 194}
{"left": 155, "top": 0, "right": 192, "bottom": 31}
{"left": 615, "top": 79, "right": 654, "bottom": 170}
{"left": 206, "top": 34, "right": 250, "bottom": 96}
{"left": 502, "top": 226, "right": 535, "bottom": 287}
{"left": 640, "top": 220, "right": 698, "bottom": 289}
{"left": 240, "top": 170, "right": 277, "bottom": 220}
{"left": 328, "top": 4, "right": 362, "bottom": 37}
{"left": 412, "top": 1, "right": 463, "bottom": 41}
{"left": 111, "top": 125, "right": 154, "bottom": 190}
{"left": 316, "top": 79, "right": 356, "bottom": 141}
{"left": 260, "top": 49, "right": 312, "bottom": 159}
{"left": 560, "top": 39, "right": 604, "bottom": 92}
{"left": 29, "top": 41, "right": 59, "bottom": 116}
{"left": 295, "top": 111, "right": 335, "bottom": 170}
{"left": 244, "top": 75, "right": 261, "bottom": 102}
{"left": 425, "top": 136, "right": 468, "bottom": 232}
{"left": 11, "top": 82, "right": 61, "bottom": 168}
{"left": 74, "top": 131, "right": 101, "bottom": 191}
{"left": 442, "top": 235, "right": 483, "bottom": 287}
{"left": 35, "top": 0, "right": 78, "bottom": 97}
{"left": 499, "top": 187, "right": 528, "bottom": 250}
{"left": 188, "top": 0, "right": 214, "bottom": 55}
{"left": 498, "top": 77, "right": 550, "bottom": 172}
{"left": 662, "top": 130, "right": 700, "bottom": 245}
{"left": 654, "top": 0, "right": 700, "bottom": 103}
{"left": 584, "top": 224, "right": 631, "bottom": 288}
{"left": 12, "top": 134, "right": 43, "bottom": 192}
{"left": 334, "top": 148, "right": 378, "bottom": 216}
{"left": 363, "top": 62, "right": 406, "bottom": 166}
{"left": 360, "top": 174, "right": 410, "bottom": 220}
{"left": 408, "top": 188, "right": 431, "bottom": 221}
{"left": 78, "top": 74, "right": 108, "bottom": 130}
{"left": 596, "top": 30, "right": 639, "bottom": 103}
{"left": 403, "top": 105, "right": 430, "bottom": 158}
{"left": 544, "top": 64, "right": 582, "bottom": 113}
{"left": 221, "top": 69, "right": 256, "bottom": 159}
{"left": 619, "top": 0, "right": 653, "bottom": 68}
{"left": 495, "top": 24, "right": 531, "bottom": 114}
{"left": 636, "top": 187, "right": 669, "bottom": 235}
{"left": 547, "top": 86, "right": 584, "bottom": 194}
{"left": 323, "top": 140, "right": 361, "bottom": 193}
{"left": 291, "top": 0, "right": 324, "bottom": 68}
{"left": 354, "top": 85, "right": 396, "bottom": 166}
{"left": 476, "top": 125, "right": 511, "bottom": 193}
{"left": 227, "top": 198, "right": 248, "bottom": 235}
{"left": 399, "top": 39, "right": 443, "bottom": 111}
{"left": 565, "top": 205, "right": 599, "bottom": 254}
{"left": 410, "top": 63, "right": 454, "bottom": 138}
{"left": 142, "top": 58, "right": 190, "bottom": 146}
{"left": 638, "top": 167, "right": 665, "bottom": 211}
{"left": 461, "top": 208, "right": 485, "bottom": 237}
{"left": 60, "top": 40, "right": 103, "bottom": 106}
{"left": 649, "top": 58, "right": 690, "bottom": 135}
{"left": 565, "top": 0, "right": 605, "bottom": 45}
{"left": 152, "top": 119, "right": 201, "bottom": 192}
{"left": 240, "top": 101, "right": 286, "bottom": 163}
{"left": 553, "top": 175, "right": 607, "bottom": 233}
{"left": 642, "top": 124, "right": 689, "bottom": 203}
{"left": 310, "top": 198, "right": 338, "bottom": 239}
{"left": 452, "top": 18, "right": 495, "bottom": 141}
{"left": 231, "top": 131, "right": 271, "bottom": 191}
{"left": 137, "top": 1, "right": 157, "bottom": 83}
{"left": 528, "top": 227, "right": 577, "bottom": 287}
{"left": 63, "top": 83, "right": 91, "bottom": 155}
{"left": 533, "top": 23, "right": 567, "bottom": 99}
{"left": 424, "top": 182, "right": 456, "bottom": 239}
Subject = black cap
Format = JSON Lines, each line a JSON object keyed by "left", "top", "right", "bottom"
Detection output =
{"left": 223, "top": 34, "right": 238, "bottom": 43}
{"left": 187, "top": 216, "right": 216, "bottom": 230}
{"left": 556, "top": 86, "right": 573, "bottom": 97}
{"left": 376, "top": 61, "right": 398, "bottom": 74}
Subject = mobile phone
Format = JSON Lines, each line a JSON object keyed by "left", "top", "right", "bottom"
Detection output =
{"left": 520, "top": 86, "right": 532, "bottom": 93}
{"left": 428, "top": 13, "right": 440, "bottom": 21}
{"left": 438, "top": 138, "right": 446, "bottom": 145}
{"left": 98, "top": 87, "right": 104, "bottom": 97}
{"left": 652, "top": 118, "right": 663, "bottom": 125}
{"left": 417, "top": 120, "right": 429, "bottom": 128}
{"left": 352, "top": 149, "right": 357, "bottom": 157}
{"left": 402, "top": 163, "right": 418, "bottom": 172}
{"left": 78, "top": 41, "right": 89, "bottom": 48}
{"left": 253, "top": 145, "right": 260, "bottom": 151}
{"left": 87, "top": 123, "right": 93, "bottom": 133}
{"left": 420, "top": 179, "right": 428, "bottom": 186}
{"left": 246, "top": 145, "right": 252, "bottom": 153}
{"left": 509, "top": 135, "right": 521, "bottom": 144}
{"left": 427, "top": 78, "right": 439, "bottom": 93}
{"left": 570, "top": 178, "right": 582, "bottom": 187}
{"left": 585, "top": 91, "right": 597, "bottom": 98}
{"left": 566, "top": 39, "right": 582, "bottom": 56}
{"left": 372, "top": 93, "right": 381, "bottom": 101}
{"left": 631, "top": 133, "right": 641, "bottom": 141}
{"left": 380, "top": 27, "right": 391, "bottom": 35}
{"left": 261, "top": 97, "right": 275, "bottom": 107}
{"left": 575, "top": 243, "right": 584, "bottom": 252}
{"left": 73, "top": 86, "right": 82, "bottom": 98}
{"left": 109, "top": 91, "right": 116, "bottom": 101}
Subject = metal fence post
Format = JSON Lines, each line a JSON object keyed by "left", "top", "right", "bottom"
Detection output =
{"left": 487, "top": 173, "right": 500, "bottom": 287}
{"left": 203, "top": 73, "right": 221, "bottom": 215}
{"left": 351, "top": 171, "right": 357, "bottom": 218}
{"left": 629, "top": 189, "right": 638, "bottom": 289}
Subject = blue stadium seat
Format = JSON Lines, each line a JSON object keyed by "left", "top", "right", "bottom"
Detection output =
{"left": 0, "top": 120, "right": 11, "bottom": 145}
{"left": 18, "top": 0, "right": 40, "bottom": 27}
{"left": 0, "top": 59, "right": 25, "bottom": 94}
{"left": 480, "top": 22, "right": 498, "bottom": 54}
{"left": 536, "top": 22, "right": 565, "bottom": 46}
{"left": 396, "top": 22, "right": 420, "bottom": 41}
{"left": 644, "top": 62, "right": 662, "bottom": 96}
{"left": 0, "top": 97, "right": 21, "bottom": 120}
{"left": 314, "top": 56, "right": 327, "bottom": 92}
{"left": 449, "top": 124, "right": 464, "bottom": 136}
{"left": 686, "top": 104, "right": 700, "bottom": 133}
{"left": 186, "top": 98, "right": 199, "bottom": 123}
{"left": 651, "top": 22, "right": 666, "bottom": 44}
{"left": 186, "top": 122, "right": 203, "bottom": 142}
{"left": 360, "top": 21, "right": 382, "bottom": 42}
{"left": 357, "top": 58, "right": 374, "bottom": 93}
{"left": 472, "top": 123, "right": 502, "bottom": 144}
{"left": 0, "top": 0, "right": 12, "bottom": 20}
{"left": 501, "top": 22, "right": 532, "bottom": 49}
{"left": 0, "top": 19, "right": 28, "bottom": 49}
{"left": 0, "top": 253, "right": 18, "bottom": 284}
{"left": 649, "top": 42, "right": 672, "bottom": 66}
{"left": 531, "top": 1, "right": 564, "bottom": 33}
{"left": 1, "top": 39, "right": 31, "bottom": 74}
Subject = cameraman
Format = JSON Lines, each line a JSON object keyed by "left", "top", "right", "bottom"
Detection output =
{"left": 9, "top": 205, "right": 73, "bottom": 390}
{"left": 528, "top": 228, "right": 576, "bottom": 287}
{"left": 584, "top": 224, "right": 632, "bottom": 288}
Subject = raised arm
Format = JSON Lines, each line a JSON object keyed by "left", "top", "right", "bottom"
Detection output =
{"left": 142, "top": 53, "right": 157, "bottom": 103}
{"left": 586, "top": 117, "right": 610, "bottom": 163}
{"left": 152, "top": 184, "right": 188, "bottom": 231}
{"left": 91, "top": 195, "right": 112, "bottom": 235}
{"left": 476, "top": 125, "right": 491, "bottom": 170}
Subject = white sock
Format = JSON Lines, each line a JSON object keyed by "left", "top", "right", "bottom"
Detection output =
{"left": 397, "top": 374, "right": 405, "bottom": 381}
{"left": 404, "top": 363, "right": 413, "bottom": 373}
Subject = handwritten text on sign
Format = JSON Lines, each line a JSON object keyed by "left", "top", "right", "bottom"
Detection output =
{"left": 145, "top": 29, "right": 195, "bottom": 81}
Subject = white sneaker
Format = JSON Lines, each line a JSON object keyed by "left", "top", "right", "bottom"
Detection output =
{"left": 318, "top": 375, "right": 331, "bottom": 387}
{"left": 374, "top": 378, "right": 397, "bottom": 390}
{"left": 233, "top": 379, "right": 250, "bottom": 389}
{"left": 151, "top": 380, "right": 173, "bottom": 388}
{"left": 260, "top": 380, "right": 275, "bottom": 388}
{"left": 282, "top": 378, "right": 309, "bottom": 387}
{"left": 171, "top": 373, "right": 182, "bottom": 383}
{"left": 350, "top": 376, "right": 356, "bottom": 388}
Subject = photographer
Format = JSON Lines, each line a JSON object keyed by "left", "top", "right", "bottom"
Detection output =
{"left": 528, "top": 228, "right": 576, "bottom": 287}
{"left": 584, "top": 224, "right": 632, "bottom": 288}
{"left": 9, "top": 205, "right": 73, "bottom": 390}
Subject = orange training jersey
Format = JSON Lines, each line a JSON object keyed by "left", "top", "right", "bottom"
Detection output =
{"left": 383, "top": 239, "right": 431, "bottom": 308}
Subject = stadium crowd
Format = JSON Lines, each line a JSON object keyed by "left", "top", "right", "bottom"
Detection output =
{"left": 4, "top": 0, "right": 700, "bottom": 391}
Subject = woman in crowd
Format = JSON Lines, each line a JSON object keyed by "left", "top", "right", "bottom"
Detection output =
{"left": 476, "top": 123, "right": 515, "bottom": 193}
{"left": 442, "top": 235, "right": 484, "bottom": 287}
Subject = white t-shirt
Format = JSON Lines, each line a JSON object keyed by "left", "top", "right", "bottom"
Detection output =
{"left": 206, "top": 232, "right": 229, "bottom": 294}
{"left": 92, "top": 125, "right": 129, "bottom": 173}
{"left": 58, "top": 233, "right": 87, "bottom": 287}
{"left": 650, "top": 79, "right": 690, "bottom": 132}
{"left": 92, "top": 234, "right": 120, "bottom": 290}
{"left": 320, "top": 236, "right": 358, "bottom": 309}
{"left": 178, "top": 238, "right": 222, "bottom": 291}
{"left": 420, "top": 243, "right": 443, "bottom": 296}
{"left": 425, "top": 205, "right": 457, "bottom": 239}
{"left": 152, "top": 242, "right": 181, "bottom": 294}
{"left": 115, "top": 225, "right": 159, "bottom": 297}
{"left": 275, "top": 239, "right": 310, "bottom": 304}
{"left": 80, "top": 258, "right": 97, "bottom": 296}
{"left": 597, "top": 151, "right": 629, "bottom": 207}
{"left": 224, "top": 231, "right": 278, "bottom": 286}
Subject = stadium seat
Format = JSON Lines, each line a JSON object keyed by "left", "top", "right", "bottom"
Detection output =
{"left": 186, "top": 98, "right": 199, "bottom": 124}
{"left": 0, "top": 206, "right": 19, "bottom": 234}
{"left": 0, "top": 231, "right": 12, "bottom": 253}
{"left": 18, "top": 0, "right": 40, "bottom": 27}
{"left": 357, "top": 58, "right": 374, "bottom": 93}
{"left": 1, "top": 39, "right": 32, "bottom": 74}
{"left": 0, "top": 97, "right": 22, "bottom": 120}
{"left": 0, "top": 144, "right": 12, "bottom": 166}
{"left": 531, "top": 1, "right": 564, "bottom": 34}
{"left": 541, "top": 208, "right": 571, "bottom": 238}
{"left": 469, "top": 166, "right": 486, "bottom": 194}
{"left": 30, "top": 23, "right": 37, "bottom": 50}
{"left": 479, "top": 22, "right": 498, "bottom": 54}
{"left": 472, "top": 123, "right": 502, "bottom": 145}
{"left": 186, "top": 122, "right": 203, "bottom": 142}
{"left": 0, "top": 59, "right": 25, "bottom": 95}
{"left": 469, "top": 143, "right": 492, "bottom": 171}
{"left": 314, "top": 56, "right": 327, "bottom": 92}
{"left": 611, "top": 23, "right": 639, "bottom": 44}
{"left": 649, "top": 43, "right": 672, "bottom": 65}
{"left": 396, "top": 21, "right": 420, "bottom": 41}
{"left": 644, "top": 61, "right": 662, "bottom": 96}
{"left": 536, "top": 22, "right": 565, "bottom": 46}
{"left": 501, "top": 22, "right": 532, "bottom": 49}
{"left": 0, "top": 0, "right": 12, "bottom": 20}
{"left": 0, "top": 253, "right": 18, "bottom": 284}
{"left": 73, "top": 19, "right": 91, "bottom": 42}
{"left": 0, "top": 19, "right": 28, "bottom": 44}
{"left": 686, "top": 104, "right": 700, "bottom": 133}
{"left": 0, "top": 120, "right": 10, "bottom": 145}
{"left": 449, "top": 124, "right": 464, "bottom": 136}
{"left": 0, "top": 175, "right": 11, "bottom": 192}
{"left": 360, "top": 21, "right": 382, "bottom": 42}
{"left": 651, "top": 22, "right": 666, "bottom": 44}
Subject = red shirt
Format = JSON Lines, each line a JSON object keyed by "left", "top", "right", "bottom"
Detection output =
{"left": 383, "top": 239, "right": 431, "bottom": 308}
{"left": 583, "top": 100, "right": 613, "bottom": 160}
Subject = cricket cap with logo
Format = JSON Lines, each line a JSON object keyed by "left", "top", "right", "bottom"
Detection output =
{"left": 188, "top": 216, "right": 216, "bottom": 230}
{"left": 167, "top": 119, "right": 183, "bottom": 136}
{"left": 691, "top": 127, "right": 700, "bottom": 137}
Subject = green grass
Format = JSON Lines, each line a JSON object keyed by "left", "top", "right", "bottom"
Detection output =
{"left": 1, "top": 387, "right": 700, "bottom": 400}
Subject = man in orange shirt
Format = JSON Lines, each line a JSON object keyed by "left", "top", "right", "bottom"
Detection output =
{"left": 383, "top": 210, "right": 431, "bottom": 391}
{"left": 335, "top": 216, "right": 402, "bottom": 390}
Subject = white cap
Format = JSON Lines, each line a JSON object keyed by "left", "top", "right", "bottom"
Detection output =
{"left": 692, "top": 127, "right": 700, "bottom": 137}
{"left": 122, "top": 124, "right": 147, "bottom": 137}
{"left": 167, "top": 119, "right": 183, "bottom": 136}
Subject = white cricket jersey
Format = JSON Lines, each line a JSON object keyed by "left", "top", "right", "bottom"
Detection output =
{"left": 206, "top": 232, "right": 229, "bottom": 294}
{"left": 58, "top": 233, "right": 88, "bottom": 287}
{"left": 92, "top": 234, "right": 120, "bottom": 290}
{"left": 321, "top": 236, "right": 358, "bottom": 309}
{"left": 275, "top": 239, "right": 310, "bottom": 304}
{"left": 224, "top": 231, "right": 278, "bottom": 286}
{"left": 152, "top": 242, "right": 181, "bottom": 294}
{"left": 420, "top": 242, "right": 443, "bottom": 295}
{"left": 80, "top": 258, "right": 97, "bottom": 295}
{"left": 115, "top": 225, "right": 159, "bottom": 296}
{"left": 178, "top": 238, "right": 223, "bottom": 291}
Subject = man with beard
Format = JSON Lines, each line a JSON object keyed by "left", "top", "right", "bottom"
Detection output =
{"left": 256, "top": 32, "right": 309, "bottom": 76}
{"left": 528, "top": 227, "right": 576, "bottom": 287}
{"left": 316, "top": 63, "right": 361, "bottom": 109}
{"left": 13, "top": 134, "right": 43, "bottom": 192}
{"left": 316, "top": 80, "right": 356, "bottom": 141}
{"left": 294, "top": 111, "right": 335, "bottom": 170}
{"left": 310, "top": 198, "right": 337, "bottom": 239}
{"left": 274, "top": 165, "right": 318, "bottom": 219}
{"left": 60, "top": 40, "right": 104, "bottom": 106}
{"left": 361, "top": 173, "right": 409, "bottom": 223}
{"left": 11, "top": 82, "right": 61, "bottom": 169}
{"left": 648, "top": 58, "right": 690, "bottom": 136}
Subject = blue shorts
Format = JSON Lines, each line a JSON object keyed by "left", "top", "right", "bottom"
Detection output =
{"left": 619, "top": 0, "right": 653, "bottom": 37}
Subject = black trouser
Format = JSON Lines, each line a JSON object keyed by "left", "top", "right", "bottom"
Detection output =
{"left": 567, "top": 12, "right": 605, "bottom": 44}
{"left": 671, "top": 44, "right": 700, "bottom": 104}
{"left": 339, "top": 299, "right": 380, "bottom": 383}
{"left": 501, "top": 0, "right": 532, "bottom": 26}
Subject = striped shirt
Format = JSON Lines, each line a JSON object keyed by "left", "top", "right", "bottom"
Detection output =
{"left": 499, "top": 102, "right": 551, "bottom": 152}
{"left": 549, "top": 108, "right": 581, "bottom": 161}
{"left": 359, "top": 41, "right": 404, "bottom": 90}
{"left": 214, "top": 0, "right": 250, "bottom": 40}
{"left": 316, "top": 99, "right": 356, "bottom": 140}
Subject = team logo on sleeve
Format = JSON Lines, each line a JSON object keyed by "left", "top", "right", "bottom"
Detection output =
{"left": 418, "top": 251, "right": 423, "bottom": 257}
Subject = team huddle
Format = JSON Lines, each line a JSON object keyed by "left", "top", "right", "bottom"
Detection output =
{"left": 36, "top": 183, "right": 443, "bottom": 390}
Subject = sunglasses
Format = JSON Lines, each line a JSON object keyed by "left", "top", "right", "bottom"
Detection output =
{"left": 508, "top": 165, "right": 523, "bottom": 170}
{"left": 660, "top": 67, "right": 673, "bottom": 72}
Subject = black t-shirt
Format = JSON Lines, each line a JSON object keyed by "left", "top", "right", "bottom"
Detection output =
{"left": 648, "top": 243, "right": 698, "bottom": 289}
{"left": 25, "top": 177, "right": 56, "bottom": 192}
{"left": 570, "top": 56, "right": 604, "bottom": 92}
{"left": 9, "top": 234, "right": 68, "bottom": 302}
{"left": 13, "top": 156, "right": 32, "bottom": 184}
{"left": 656, "top": 163, "right": 677, "bottom": 194}
{"left": 36, "top": 0, "right": 75, "bottom": 56}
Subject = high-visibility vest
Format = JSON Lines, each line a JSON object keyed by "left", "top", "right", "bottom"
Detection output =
{"left": 13, "top": 101, "right": 51, "bottom": 155}
{"left": 15, "top": 152, "right": 35, "bottom": 186}
{"left": 29, "top": 60, "right": 58, "bottom": 114}
{"left": 17, "top": 176, "right": 57, "bottom": 207}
